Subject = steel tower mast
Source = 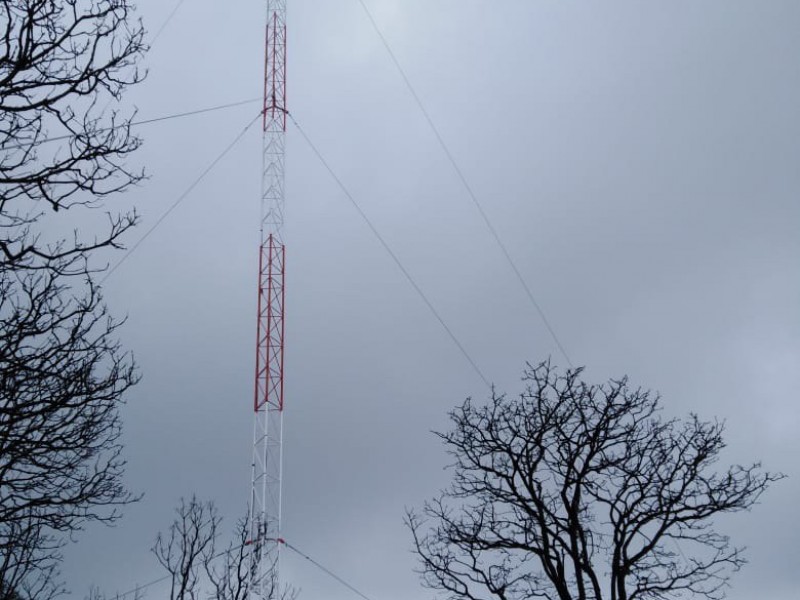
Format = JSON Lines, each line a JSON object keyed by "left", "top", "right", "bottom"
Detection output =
{"left": 249, "top": 0, "right": 287, "bottom": 598}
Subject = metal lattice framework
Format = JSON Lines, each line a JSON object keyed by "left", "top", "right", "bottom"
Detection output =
{"left": 249, "top": 1, "right": 287, "bottom": 598}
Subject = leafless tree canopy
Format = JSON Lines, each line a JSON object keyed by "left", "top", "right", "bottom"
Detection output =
{"left": 153, "top": 498, "right": 297, "bottom": 600}
{"left": 154, "top": 497, "right": 221, "bottom": 600}
{"left": 0, "top": 1, "right": 146, "bottom": 598}
{"left": 0, "top": 0, "right": 146, "bottom": 270}
{"left": 408, "top": 362, "right": 782, "bottom": 600}
{"left": 0, "top": 265, "right": 138, "bottom": 600}
{"left": 205, "top": 513, "right": 252, "bottom": 600}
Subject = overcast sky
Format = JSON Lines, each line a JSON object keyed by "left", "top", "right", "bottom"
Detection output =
{"left": 61, "top": 2, "right": 798, "bottom": 600}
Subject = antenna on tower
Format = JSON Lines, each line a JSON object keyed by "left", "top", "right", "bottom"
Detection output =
{"left": 249, "top": 1, "right": 287, "bottom": 599}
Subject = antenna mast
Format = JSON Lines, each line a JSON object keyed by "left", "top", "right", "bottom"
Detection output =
{"left": 249, "top": 0, "right": 287, "bottom": 598}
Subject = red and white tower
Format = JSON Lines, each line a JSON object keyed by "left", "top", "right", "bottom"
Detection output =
{"left": 249, "top": 0, "right": 287, "bottom": 598}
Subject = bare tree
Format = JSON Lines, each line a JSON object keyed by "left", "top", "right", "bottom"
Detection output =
{"left": 0, "top": 265, "right": 138, "bottom": 600}
{"left": 0, "top": 516, "right": 63, "bottom": 600}
{"left": 85, "top": 584, "right": 143, "bottom": 600}
{"left": 408, "top": 361, "right": 783, "bottom": 600}
{"left": 154, "top": 499, "right": 298, "bottom": 600}
{"left": 0, "top": 0, "right": 146, "bottom": 271}
{"left": 0, "top": 1, "right": 146, "bottom": 597}
{"left": 154, "top": 497, "right": 221, "bottom": 600}
{"left": 205, "top": 513, "right": 251, "bottom": 600}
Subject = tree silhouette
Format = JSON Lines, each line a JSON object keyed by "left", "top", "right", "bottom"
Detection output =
{"left": 0, "top": 1, "right": 146, "bottom": 597}
{"left": 153, "top": 498, "right": 297, "bottom": 600}
{"left": 409, "top": 362, "right": 782, "bottom": 600}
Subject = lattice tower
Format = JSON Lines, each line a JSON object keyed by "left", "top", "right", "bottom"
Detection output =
{"left": 249, "top": 1, "right": 287, "bottom": 598}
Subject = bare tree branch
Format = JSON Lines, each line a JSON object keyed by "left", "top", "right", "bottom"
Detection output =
{"left": 0, "top": 263, "right": 139, "bottom": 597}
{"left": 155, "top": 500, "right": 299, "bottom": 600}
{"left": 154, "top": 497, "right": 221, "bottom": 600}
{"left": 0, "top": 2, "right": 145, "bottom": 596}
{"left": 0, "top": 0, "right": 146, "bottom": 272}
{"left": 408, "top": 361, "right": 783, "bottom": 600}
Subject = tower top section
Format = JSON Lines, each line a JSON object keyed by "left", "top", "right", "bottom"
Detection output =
{"left": 263, "top": 0, "right": 287, "bottom": 132}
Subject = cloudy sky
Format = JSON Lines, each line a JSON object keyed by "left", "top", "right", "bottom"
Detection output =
{"left": 61, "top": 2, "right": 798, "bottom": 600}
